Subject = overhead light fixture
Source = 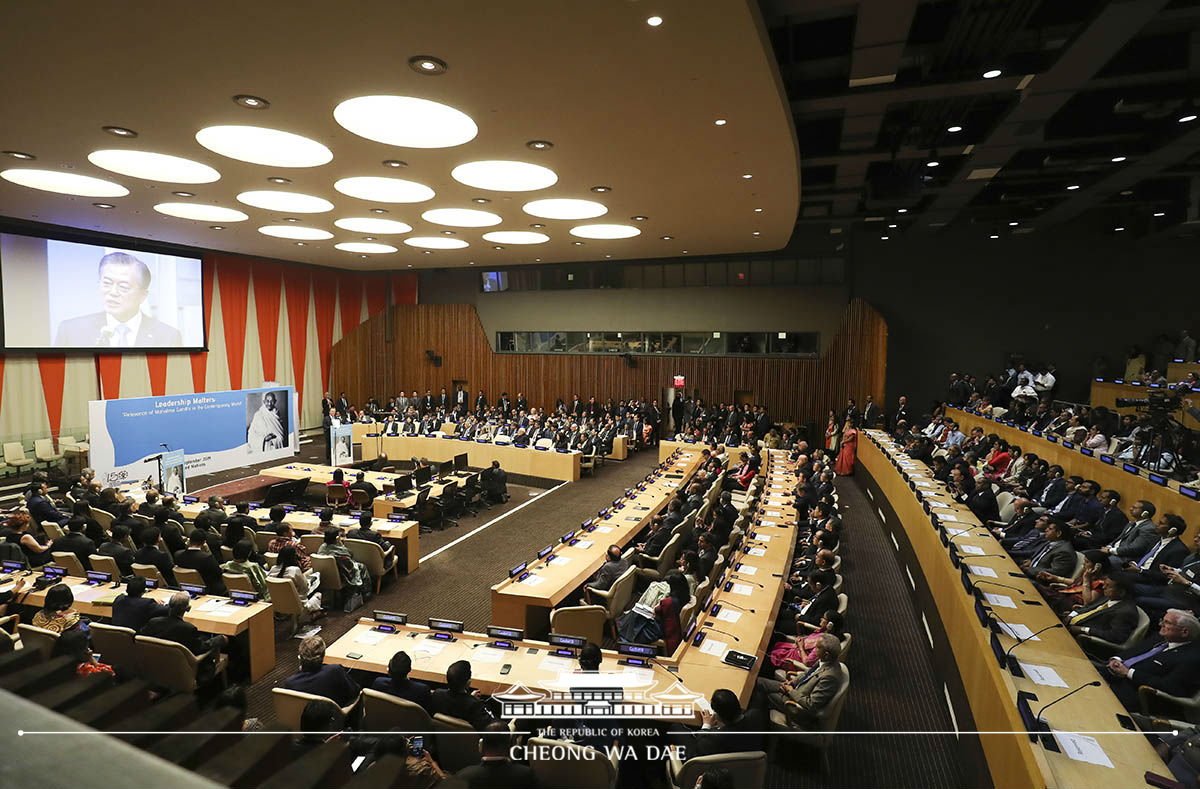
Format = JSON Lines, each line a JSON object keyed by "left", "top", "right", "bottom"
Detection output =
{"left": 572, "top": 241, "right": 584, "bottom": 246}
{"left": 86, "top": 149, "right": 221, "bottom": 184}
{"left": 154, "top": 202, "right": 249, "bottom": 222}
{"left": 3, "top": 151, "right": 36, "bottom": 160}
{"left": 404, "top": 236, "right": 469, "bottom": 249}
{"left": 529, "top": 223, "right": 545, "bottom": 229}
{"left": 470, "top": 261, "right": 475, "bottom": 265}
{"left": 1067, "top": 184, "right": 1080, "bottom": 190}
{"left": 982, "top": 69, "right": 1002, "bottom": 79}
{"left": 535, "top": 258, "right": 541, "bottom": 262}
{"left": 209, "top": 225, "right": 225, "bottom": 230}
{"left": 523, "top": 198, "right": 607, "bottom": 220}
{"left": 267, "top": 176, "right": 292, "bottom": 184}
{"left": 1154, "top": 211, "right": 1166, "bottom": 217}
{"left": 754, "top": 208, "right": 763, "bottom": 213}
{"left": 172, "top": 191, "right": 195, "bottom": 198}
{"left": 233, "top": 94, "right": 270, "bottom": 109}
{"left": 1, "top": 168, "right": 128, "bottom": 197}
{"left": 423, "top": 250, "right": 432, "bottom": 255}
{"left": 482, "top": 231, "right": 549, "bottom": 245}
{"left": 660, "top": 235, "right": 673, "bottom": 240}
{"left": 361, "top": 255, "right": 368, "bottom": 259}
{"left": 1120, "top": 189, "right": 1133, "bottom": 196}
{"left": 682, "top": 250, "right": 688, "bottom": 254}
{"left": 334, "top": 176, "right": 434, "bottom": 203}
{"left": 1009, "top": 221, "right": 1018, "bottom": 226}
{"left": 472, "top": 197, "right": 491, "bottom": 204}
{"left": 370, "top": 207, "right": 388, "bottom": 213}
{"left": 1114, "top": 226, "right": 1125, "bottom": 232}
{"left": 525, "top": 140, "right": 554, "bottom": 151}
{"left": 334, "top": 95, "right": 476, "bottom": 148}
{"left": 752, "top": 231, "right": 761, "bottom": 236}
{"left": 440, "top": 230, "right": 455, "bottom": 235}
{"left": 382, "top": 160, "right": 407, "bottom": 169}
{"left": 102, "top": 126, "right": 137, "bottom": 138}
{"left": 258, "top": 225, "right": 333, "bottom": 240}
{"left": 492, "top": 245, "right": 503, "bottom": 250}
{"left": 408, "top": 55, "right": 447, "bottom": 75}
{"left": 947, "top": 125, "right": 963, "bottom": 133}
{"left": 631, "top": 215, "right": 648, "bottom": 221}
{"left": 897, "top": 208, "right": 907, "bottom": 213}
{"left": 989, "top": 234, "right": 999, "bottom": 239}
{"left": 92, "top": 202, "right": 114, "bottom": 209}
{"left": 195, "top": 125, "right": 332, "bottom": 167}
{"left": 282, "top": 217, "right": 299, "bottom": 222}
{"left": 647, "top": 16, "right": 663, "bottom": 26}
{"left": 336, "top": 241, "right": 398, "bottom": 254}
{"left": 880, "top": 236, "right": 889, "bottom": 240}
{"left": 236, "top": 190, "right": 333, "bottom": 213}
{"left": 741, "top": 174, "right": 752, "bottom": 179}
{"left": 926, "top": 160, "right": 940, "bottom": 167}
{"left": 364, "top": 237, "right": 375, "bottom": 241}
{"left": 295, "top": 242, "right": 306, "bottom": 246}
{"left": 1111, "top": 156, "right": 1126, "bottom": 163}
{"left": 1180, "top": 114, "right": 1198, "bottom": 123}
{"left": 888, "top": 224, "right": 897, "bottom": 228}
{"left": 421, "top": 207, "right": 502, "bottom": 227}
{"left": 570, "top": 224, "right": 640, "bottom": 239}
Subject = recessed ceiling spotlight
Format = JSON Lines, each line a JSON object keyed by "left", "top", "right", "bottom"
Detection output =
{"left": 572, "top": 241, "right": 584, "bottom": 246}
{"left": 982, "top": 69, "right": 1002, "bottom": 79}
{"left": 334, "top": 176, "right": 434, "bottom": 203}
{"left": 647, "top": 16, "right": 663, "bottom": 26}
{"left": 741, "top": 174, "right": 752, "bottom": 179}
{"left": 589, "top": 185, "right": 612, "bottom": 193}
{"left": 209, "top": 225, "right": 225, "bottom": 230}
{"left": 233, "top": 94, "right": 270, "bottom": 109}
{"left": 362, "top": 255, "right": 368, "bottom": 259}
{"left": 682, "top": 250, "right": 688, "bottom": 254}
{"left": 535, "top": 258, "right": 541, "bottom": 262}
{"left": 283, "top": 217, "right": 299, "bottom": 222}
{"left": 493, "top": 245, "right": 504, "bottom": 250}
{"left": 3, "top": 151, "right": 36, "bottom": 160}
{"left": 441, "top": 230, "right": 456, "bottom": 235}
{"left": 196, "top": 125, "right": 332, "bottom": 167}
{"left": 1067, "top": 184, "right": 1080, "bottom": 190}
{"left": 888, "top": 223, "right": 897, "bottom": 228}
{"left": 926, "top": 160, "right": 940, "bottom": 167}
{"left": 631, "top": 215, "right": 648, "bottom": 221}
{"left": 407, "top": 263, "right": 413, "bottom": 267}
{"left": 92, "top": 202, "right": 114, "bottom": 209}
{"left": 605, "top": 254, "right": 612, "bottom": 258}
{"left": 171, "top": 191, "right": 195, "bottom": 197}
{"left": 529, "top": 223, "right": 546, "bottom": 229}
{"left": 525, "top": 140, "right": 554, "bottom": 151}
{"left": 295, "top": 242, "right": 306, "bottom": 246}
{"left": 1, "top": 169, "right": 129, "bottom": 197}
{"left": 1009, "top": 221, "right": 1018, "bottom": 226}
{"left": 660, "top": 235, "right": 673, "bottom": 240}
{"left": 154, "top": 202, "right": 249, "bottom": 222}
{"left": 382, "top": 159, "right": 407, "bottom": 168}
{"left": 370, "top": 207, "right": 388, "bottom": 213}
{"left": 102, "top": 126, "right": 138, "bottom": 138}
{"left": 1154, "top": 211, "right": 1166, "bottom": 217}
{"left": 752, "top": 231, "right": 760, "bottom": 236}
{"left": 1111, "top": 156, "right": 1126, "bottom": 163}
{"left": 947, "top": 125, "right": 963, "bottom": 133}
{"left": 1180, "top": 114, "right": 1198, "bottom": 123}
{"left": 364, "top": 236, "right": 376, "bottom": 241}
{"left": 1121, "top": 189, "right": 1133, "bottom": 196}
{"left": 423, "top": 250, "right": 432, "bottom": 254}
{"left": 989, "top": 234, "right": 999, "bottom": 239}
{"left": 714, "top": 119, "right": 727, "bottom": 126}
{"left": 472, "top": 197, "right": 491, "bottom": 204}
{"left": 470, "top": 261, "right": 475, "bottom": 264}
{"left": 1114, "top": 226, "right": 1125, "bottom": 232}
{"left": 897, "top": 208, "right": 908, "bottom": 213}
{"left": 408, "top": 55, "right": 447, "bottom": 75}
{"left": 880, "top": 236, "right": 889, "bottom": 240}
{"left": 267, "top": 176, "right": 292, "bottom": 184}
{"left": 754, "top": 208, "right": 763, "bottom": 213}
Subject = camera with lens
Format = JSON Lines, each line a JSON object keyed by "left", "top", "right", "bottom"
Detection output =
{"left": 1114, "top": 388, "right": 1183, "bottom": 412}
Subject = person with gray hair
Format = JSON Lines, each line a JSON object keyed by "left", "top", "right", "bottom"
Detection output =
{"left": 1106, "top": 608, "right": 1200, "bottom": 709}
{"left": 55, "top": 251, "right": 181, "bottom": 347}
{"left": 282, "top": 634, "right": 360, "bottom": 707}
{"left": 137, "top": 591, "right": 226, "bottom": 658}
{"left": 755, "top": 632, "right": 844, "bottom": 728}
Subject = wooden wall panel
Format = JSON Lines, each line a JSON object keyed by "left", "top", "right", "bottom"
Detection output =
{"left": 330, "top": 298, "right": 887, "bottom": 425}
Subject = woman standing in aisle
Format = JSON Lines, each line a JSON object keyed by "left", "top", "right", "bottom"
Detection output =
{"left": 835, "top": 417, "right": 858, "bottom": 476}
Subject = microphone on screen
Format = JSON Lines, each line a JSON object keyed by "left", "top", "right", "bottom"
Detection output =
{"left": 1035, "top": 681, "right": 1102, "bottom": 724}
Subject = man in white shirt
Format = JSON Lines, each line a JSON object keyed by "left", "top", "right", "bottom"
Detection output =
{"left": 247, "top": 391, "right": 287, "bottom": 453}
{"left": 1033, "top": 365, "right": 1056, "bottom": 393}
{"left": 942, "top": 422, "right": 966, "bottom": 448}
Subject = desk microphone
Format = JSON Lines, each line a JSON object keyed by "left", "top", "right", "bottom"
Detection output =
{"left": 714, "top": 600, "right": 756, "bottom": 614}
{"left": 729, "top": 574, "right": 764, "bottom": 588}
{"left": 972, "top": 579, "right": 1027, "bottom": 595}
{"left": 701, "top": 624, "right": 741, "bottom": 642}
{"left": 958, "top": 554, "right": 1009, "bottom": 560}
{"left": 1005, "top": 623, "right": 1064, "bottom": 660}
{"left": 1035, "top": 680, "right": 1102, "bottom": 723}
{"left": 946, "top": 530, "right": 988, "bottom": 543}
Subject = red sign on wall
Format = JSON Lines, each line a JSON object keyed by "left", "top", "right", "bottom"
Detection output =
{"left": 673, "top": 375, "right": 686, "bottom": 388}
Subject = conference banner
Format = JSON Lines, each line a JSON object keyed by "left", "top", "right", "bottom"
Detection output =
{"left": 331, "top": 422, "right": 353, "bottom": 467}
{"left": 88, "top": 386, "right": 298, "bottom": 486}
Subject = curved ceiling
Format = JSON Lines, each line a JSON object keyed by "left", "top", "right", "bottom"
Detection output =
{"left": 0, "top": 1, "right": 799, "bottom": 270}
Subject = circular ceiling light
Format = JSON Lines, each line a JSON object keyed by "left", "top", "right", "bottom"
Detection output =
{"left": 267, "top": 176, "right": 292, "bottom": 184}
{"left": 421, "top": 207, "right": 502, "bottom": 227}
{"left": 631, "top": 215, "right": 648, "bottom": 221}
{"left": 195, "top": 125, "right": 333, "bottom": 167}
{"left": 1180, "top": 114, "right": 1198, "bottom": 123}
{"left": 172, "top": 190, "right": 195, "bottom": 197}
{"left": 1, "top": 168, "right": 128, "bottom": 197}
{"left": 570, "top": 223, "right": 640, "bottom": 239}
{"left": 334, "top": 95, "right": 476, "bottom": 148}
{"left": 334, "top": 176, "right": 434, "bottom": 203}
{"left": 154, "top": 202, "right": 249, "bottom": 222}
{"left": 236, "top": 190, "right": 333, "bottom": 213}
{"left": 523, "top": 198, "right": 607, "bottom": 220}
{"left": 482, "top": 230, "right": 549, "bottom": 245}
{"left": 92, "top": 202, "right": 114, "bottom": 209}
{"left": 926, "top": 160, "right": 940, "bottom": 167}
{"left": 590, "top": 185, "right": 612, "bottom": 193}
{"left": 526, "top": 140, "right": 554, "bottom": 151}
{"left": 408, "top": 55, "right": 447, "bottom": 75}
{"left": 404, "top": 236, "right": 469, "bottom": 249}
{"left": 87, "top": 149, "right": 221, "bottom": 183}
{"left": 947, "top": 125, "right": 963, "bottom": 133}
{"left": 1111, "top": 156, "right": 1126, "bottom": 163}
{"left": 982, "top": 69, "right": 1002, "bottom": 79}
{"left": 233, "top": 94, "right": 270, "bottom": 109}
{"left": 336, "top": 242, "right": 398, "bottom": 254}
{"left": 3, "top": 151, "right": 36, "bottom": 160}
{"left": 103, "top": 126, "right": 137, "bottom": 138}
{"left": 334, "top": 217, "right": 413, "bottom": 234}
{"left": 382, "top": 159, "right": 407, "bottom": 168}
{"left": 714, "top": 119, "right": 727, "bottom": 126}
{"left": 258, "top": 225, "right": 333, "bottom": 240}
{"left": 647, "top": 16, "right": 663, "bottom": 26}
{"left": 452, "top": 160, "right": 558, "bottom": 192}
{"left": 1066, "top": 184, "right": 1080, "bottom": 190}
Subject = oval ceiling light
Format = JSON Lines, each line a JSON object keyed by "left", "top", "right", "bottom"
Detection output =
{"left": 982, "top": 69, "right": 1002, "bottom": 79}
{"left": 1, "top": 168, "right": 129, "bottom": 197}
{"left": 87, "top": 149, "right": 221, "bottom": 184}
{"left": 570, "top": 223, "right": 641, "bottom": 239}
{"left": 404, "top": 236, "right": 469, "bottom": 249}
{"left": 335, "top": 242, "right": 398, "bottom": 254}
{"left": 258, "top": 225, "right": 333, "bottom": 240}
{"left": 334, "top": 95, "right": 476, "bottom": 148}
{"left": 451, "top": 160, "right": 558, "bottom": 191}
{"left": 334, "top": 217, "right": 413, "bottom": 234}
{"left": 154, "top": 202, "right": 249, "bottom": 222}
{"left": 195, "top": 125, "right": 332, "bottom": 167}
{"left": 236, "top": 190, "right": 333, "bottom": 213}
{"left": 481, "top": 230, "right": 549, "bottom": 245}
{"left": 421, "top": 207, "right": 502, "bottom": 227}
{"left": 334, "top": 176, "right": 434, "bottom": 203}
{"left": 523, "top": 198, "right": 607, "bottom": 220}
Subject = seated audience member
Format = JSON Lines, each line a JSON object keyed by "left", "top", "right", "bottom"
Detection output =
{"left": 1111, "top": 514, "right": 1190, "bottom": 588}
{"left": 222, "top": 539, "right": 271, "bottom": 600}
{"left": 354, "top": 728, "right": 446, "bottom": 783}
{"left": 1100, "top": 500, "right": 1158, "bottom": 569}
{"left": 33, "top": 583, "right": 88, "bottom": 635}
{"left": 53, "top": 628, "right": 114, "bottom": 678}
{"left": 790, "top": 570, "right": 838, "bottom": 633}
{"left": 193, "top": 496, "right": 229, "bottom": 535}
{"left": 96, "top": 524, "right": 135, "bottom": 576}
{"left": 327, "top": 468, "right": 351, "bottom": 497}
{"left": 292, "top": 699, "right": 343, "bottom": 757}
{"left": 1105, "top": 609, "right": 1200, "bottom": 710}
{"left": 1064, "top": 575, "right": 1139, "bottom": 649}
{"left": 1022, "top": 522, "right": 1076, "bottom": 579}
{"left": 755, "top": 633, "right": 844, "bottom": 727}
{"left": 346, "top": 513, "right": 395, "bottom": 564}
{"left": 174, "top": 529, "right": 228, "bottom": 595}
{"left": 480, "top": 460, "right": 508, "bottom": 503}
{"left": 431, "top": 660, "right": 496, "bottom": 730}
{"left": 111, "top": 577, "right": 168, "bottom": 632}
{"left": 586, "top": 545, "right": 629, "bottom": 593}
{"left": 1074, "top": 490, "right": 1127, "bottom": 550}
{"left": 134, "top": 526, "right": 178, "bottom": 587}
{"left": 267, "top": 545, "right": 323, "bottom": 616}
{"left": 268, "top": 523, "right": 312, "bottom": 571}
{"left": 1133, "top": 527, "right": 1200, "bottom": 622}
{"left": 349, "top": 472, "right": 379, "bottom": 504}
{"left": 283, "top": 635, "right": 361, "bottom": 707}
{"left": 140, "top": 592, "right": 227, "bottom": 659}
{"left": 1039, "top": 550, "right": 1109, "bottom": 615}
{"left": 770, "top": 610, "right": 844, "bottom": 671}
{"left": 686, "top": 689, "right": 765, "bottom": 756}
{"left": 223, "top": 502, "right": 257, "bottom": 550}
{"left": 70, "top": 500, "right": 106, "bottom": 545}
{"left": 27, "top": 482, "right": 69, "bottom": 527}
{"left": 7, "top": 513, "right": 53, "bottom": 567}
{"left": 50, "top": 518, "right": 96, "bottom": 571}
{"left": 371, "top": 650, "right": 433, "bottom": 713}
{"left": 454, "top": 722, "right": 539, "bottom": 788}
{"left": 635, "top": 516, "right": 672, "bottom": 558}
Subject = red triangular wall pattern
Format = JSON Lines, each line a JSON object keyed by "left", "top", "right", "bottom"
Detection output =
{"left": 36, "top": 354, "right": 66, "bottom": 437}
{"left": 283, "top": 268, "right": 311, "bottom": 414}
{"left": 252, "top": 261, "right": 284, "bottom": 381}
{"left": 190, "top": 259, "right": 216, "bottom": 392}
{"left": 215, "top": 256, "right": 251, "bottom": 390}
{"left": 145, "top": 353, "right": 168, "bottom": 396}
{"left": 96, "top": 354, "right": 121, "bottom": 398}
{"left": 311, "top": 269, "right": 338, "bottom": 391}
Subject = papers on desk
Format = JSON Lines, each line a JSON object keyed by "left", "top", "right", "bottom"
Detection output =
{"left": 716, "top": 609, "right": 743, "bottom": 624}
{"left": 758, "top": 519, "right": 780, "bottom": 526}
{"left": 548, "top": 555, "right": 572, "bottom": 566}
{"left": 755, "top": 534, "right": 772, "bottom": 542}
{"left": 1052, "top": 731, "right": 1114, "bottom": 769}
{"left": 736, "top": 565, "right": 758, "bottom": 576}
{"left": 730, "top": 583, "right": 754, "bottom": 596}
{"left": 575, "top": 540, "right": 594, "bottom": 550}
{"left": 72, "top": 584, "right": 117, "bottom": 604}
{"left": 746, "top": 547, "right": 767, "bottom": 557}
{"left": 198, "top": 598, "right": 229, "bottom": 612}
{"left": 996, "top": 622, "right": 1040, "bottom": 641}
{"left": 966, "top": 564, "right": 998, "bottom": 578}
{"left": 203, "top": 607, "right": 235, "bottom": 618}
{"left": 699, "top": 638, "right": 729, "bottom": 658}
{"left": 623, "top": 667, "right": 654, "bottom": 683}
{"left": 939, "top": 513, "right": 963, "bottom": 522}
{"left": 538, "top": 656, "right": 574, "bottom": 672}
{"left": 475, "top": 647, "right": 506, "bottom": 664}
{"left": 914, "top": 481, "right": 934, "bottom": 489}
{"left": 946, "top": 527, "right": 971, "bottom": 537}
{"left": 354, "top": 630, "right": 387, "bottom": 646}
{"left": 959, "top": 545, "right": 986, "bottom": 555}
{"left": 983, "top": 592, "right": 1017, "bottom": 608}
{"left": 625, "top": 516, "right": 642, "bottom": 522}
{"left": 593, "top": 526, "right": 614, "bottom": 534}
{"left": 934, "top": 507, "right": 958, "bottom": 515}
{"left": 521, "top": 574, "right": 546, "bottom": 586}
{"left": 340, "top": 518, "right": 359, "bottom": 527}
{"left": 1018, "top": 663, "right": 1068, "bottom": 688}
{"left": 415, "top": 640, "right": 447, "bottom": 657}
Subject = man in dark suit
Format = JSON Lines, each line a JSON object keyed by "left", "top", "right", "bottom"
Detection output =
{"left": 1067, "top": 577, "right": 1139, "bottom": 647}
{"left": 964, "top": 483, "right": 1000, "bottom": 524}
{"left": 1106, "top": 609, "right": 1200, "bottom": 709}
{"left": 282, "top": 635, "right": 361, "bottom": 707}
{"left": 55, "top": 252, "right": 181, "bottom": 347}
{"left": 140, "top": 592, "right": 226, "bottom": 656}
{"left": 889, "top": 395, "right": 909, "bottom": 431}
{"left": 97, "top": 524, "right": 136, "bottom": 576}
{"left": 1101, "top": 500, "right": 1159, "bottom": 569}
{"left": 349, "top": 472, "right": 379, "bottom": 504}
{"left": 431, "top": 660, "right": 495, "bottom": 730}
{"left": 454, "top": 386, "right": 469, "bottom": 410}
{"left": 321, "top": 392, "right": 333, "bottom": 416}
{"left": 112, "top": 577, "right": 169, "bottom": 631}
{"left": 455, "top": 722, "right": 538, "bottom": 788}
{"left": 791, "top": 570, "right": 838, "bottom": 632}
{"left": 223, "top": 502, "right": 257, "bottom": 551}
{"left": 684, "top": 689, "right": 764, "bottom": 756}
{"left": 662, "top": 500, "right": 684, "bottom": 531}
{"left": 173, "top": 529, "right": 228, "bottom": 596}
{"left": 475, "top": 390, "right": 487, "bottom": 412}
{"left": 134, "top": 526, "right": 177, "bottom": 587}
{"left": 991, "top": 497, "right": 1037, "bottom": 540}
{"left": 1075, "top": 490, "right": 1128, "bottom": 550}
{"left": 370, "top": 650, "right": 433, "bottom": 713}
{"left": 337, "top": 392, "right": 351, "bottom": 414}
{"left": 637, "top": 517, "right": 673, "bottom": 558}
{"left": 1022, "top": 522, "right": 1076, "bottom": 578}
{"left": 481, "top": 461, "right": 507, "bottom": 503}
{"left": 586, "top": 545, "right": 629, "bottom": 593}
{"left": 437, "top": 387, "right": 451, "bottom": 410}
{"left": 1113, "top": 514, "right": 1191, "bottom": 588}
{"left": 514, "top": 392, "right": 528, "bottom": 414}
{"left": 26, "top": 483, "right": 69, "bottom": 527}
{"left": 863, "top": 395, "right": 881, "bottom": 428}
{"left": 193, "top": 496, "right": 229, "bottom": 535}
{"left": 346, "top": 513, "right": 395, "bottom": 569}
{"left": 50, "top": 519, "right": 96, "bottom": 570}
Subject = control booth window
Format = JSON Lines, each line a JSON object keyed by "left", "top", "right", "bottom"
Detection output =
{"left": 496, "top": 331, "right": 819, "bottom": 358}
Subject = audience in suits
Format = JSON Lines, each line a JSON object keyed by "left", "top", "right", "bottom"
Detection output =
{"left": 283, "top": 635, "right": 361, "bottom": 707}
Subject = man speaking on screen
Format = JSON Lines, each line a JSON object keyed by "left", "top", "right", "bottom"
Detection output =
{"left": 54, "top": 252, "right": 182, "bottom": 347}
{"left": 248, "top": 392, "right": 286, "bottom": 453}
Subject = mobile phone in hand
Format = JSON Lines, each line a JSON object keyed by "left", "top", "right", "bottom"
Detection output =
{"left": 410, "top": 735, "right": 424, "bottom": 757}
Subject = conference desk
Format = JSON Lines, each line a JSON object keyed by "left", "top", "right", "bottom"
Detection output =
{"left": 1166, "top": 361, "right": 1200, "bottom": 381}
{"left": 1089, "top": 380, "right": 1199, "bottom": 430}
{"left": 858, "top": 430, "right": 1171, "bottom": 789}
{"left": 358, "top": 421, "right": 628, "bottom": 461}
{"left": 658, "top": 440, "right": 750, "bottom": 464}
{"left": 489, "top": 450, "right": 705, "bottom": 635}
{"left": 360, "top": 434, "right": 581, "bottom": 482}
{"left": 353, "top": 422, "right": 457, "bottom": 445}
{"left": 10, "top": 575, "right": 276, "bottom": 681}
{"left": 949, "top": 407, "right": 1200, "bottom": 528}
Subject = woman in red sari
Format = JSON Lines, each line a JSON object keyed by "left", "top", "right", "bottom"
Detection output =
{"left": 835, "top": 417, "right": 858, "bottom": 475}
